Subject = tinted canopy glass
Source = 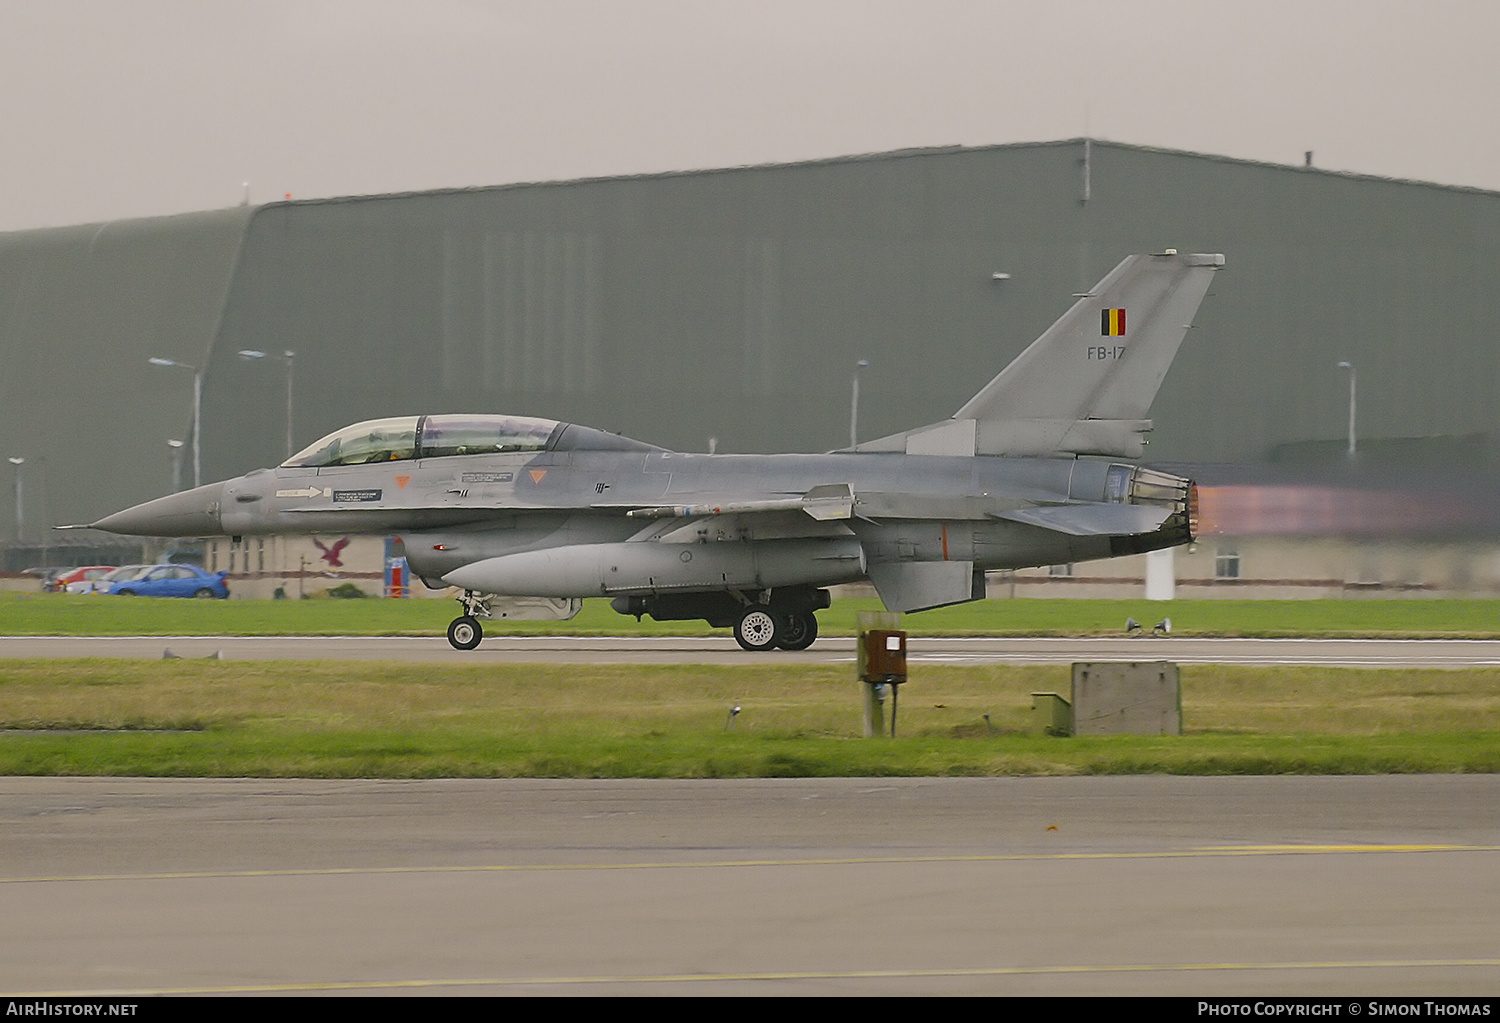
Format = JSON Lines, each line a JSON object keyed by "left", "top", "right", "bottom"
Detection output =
{"left": 283, "top": 415, "right": 561, "bottom": 467}
{"left": 284, "top": 417, "right": 420, "bottom": 467}
{"left": 418, "top": 415, "right": 559, "bottom": 458}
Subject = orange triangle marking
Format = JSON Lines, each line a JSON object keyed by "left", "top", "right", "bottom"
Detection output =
{"left": 529, "top": 469, "right": 548, "bottom": 484}
{"left": 395, "top": 475, "right": 410, "bottom": 489}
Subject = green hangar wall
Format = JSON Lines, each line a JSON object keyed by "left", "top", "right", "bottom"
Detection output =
{"left": 2, "top": 139, "right": 1499, "bottom": 533}
{"left": 0, "top": 208, "right": 253, "bottom": 540}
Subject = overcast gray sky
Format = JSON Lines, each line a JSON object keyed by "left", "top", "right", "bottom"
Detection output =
{"left": 2, "top": 0, "right": 1497, "bottom": 233}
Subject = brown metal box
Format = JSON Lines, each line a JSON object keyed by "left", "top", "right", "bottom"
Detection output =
{"left": 862, "top": 629, "right": 908, "bottom": 681}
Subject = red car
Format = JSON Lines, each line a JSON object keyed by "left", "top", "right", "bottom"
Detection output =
{"left": 48, "top": 566, "right": 116, "bottom": 592}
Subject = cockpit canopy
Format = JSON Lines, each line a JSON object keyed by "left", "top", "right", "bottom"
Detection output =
{"left": 284, "top": 415, "right": 562, "bottom": 468}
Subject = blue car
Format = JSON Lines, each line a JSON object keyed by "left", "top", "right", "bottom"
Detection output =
{"left": 102, "top": 563, "right": 230, "bottom": 599}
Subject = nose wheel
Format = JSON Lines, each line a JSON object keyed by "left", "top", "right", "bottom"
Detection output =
{"left": 447, "top": 615, "right": 483, "bottom": 650}
{"left": 447, "top": 590, "right": 491, "bottom": 650}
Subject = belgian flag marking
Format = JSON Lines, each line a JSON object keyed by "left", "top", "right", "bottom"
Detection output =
{"left": 1101, "top": 308, "right": 1126, "bottom": 336}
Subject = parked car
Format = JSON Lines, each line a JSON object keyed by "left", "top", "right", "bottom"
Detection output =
{"left": 68, "top": 565, "right": 154, "bottom": 594}
{"left": 101, "top": 564, "right": 229, "bottom": 599}
{"left": 49, "top": 566, "right": 117, "bottom": 592}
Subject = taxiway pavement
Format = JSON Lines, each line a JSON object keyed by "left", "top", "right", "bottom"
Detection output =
{"left": 3, "top": 776, "right": 1497, "bottom": 996}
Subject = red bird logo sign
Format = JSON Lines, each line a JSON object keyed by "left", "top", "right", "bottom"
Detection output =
{"left": 313, "top": 537, "right": 351, "bottom": 568}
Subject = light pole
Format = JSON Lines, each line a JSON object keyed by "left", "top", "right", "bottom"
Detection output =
{"left": 6, "top": 457, "right": 22, "bottom": 543}
{"left": 1337, "top": 361, "right": 1357, "bottom": 457}
{"left": 167, "top": 440, "right": 185, "bottom": 494}
{"left": 849, "top": 359, "right": 870, "bottom": 449}
{"left": 149, "top": 358, "right": 202, "bottom": 488}
{"left": 238, "top": 349, "right": 296, "bottom": 459}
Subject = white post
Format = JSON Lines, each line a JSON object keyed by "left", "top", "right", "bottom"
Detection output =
{"left": 7, "top": 457, "right": 23, "bottom": 543}
{"left": 191, "top": 368, "right": 202, "bottom": 489}
{"left": 1338, "top": 361, "right": 1357, "bottom": 457}
{"left": 283, "top": 351, "right": 296, "bottom": 460}
{"left": 1145, "top": 547, "right": 1175, "bottom": 601}
{"left": 149, "top": 358, "right": 202, "bottom": 489}
{"left": 168, "top": 440, "right": 184, "bottom": 494}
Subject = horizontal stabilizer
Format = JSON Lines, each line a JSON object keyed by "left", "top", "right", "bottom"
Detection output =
{"left": 995, "top": 503, "right": 1174, "bottom": 536}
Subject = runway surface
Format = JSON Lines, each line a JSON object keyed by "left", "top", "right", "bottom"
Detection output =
{"left": 3, "top": 776, "right": 1498, "bottom": 996}
{"left": 6, "top": 634, "right": 1500, "bottom": 666}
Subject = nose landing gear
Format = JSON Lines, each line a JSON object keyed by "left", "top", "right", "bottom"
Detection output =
{"left": 447, "top": 591, "right": 492, "bottom": 650}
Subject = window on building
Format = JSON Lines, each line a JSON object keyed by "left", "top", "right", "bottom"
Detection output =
{"left": 1215, "top": 549, "right": 1240, "bottom": 580}
{"left": 1048, "top": 563, "right": 1074, "bottom": 577}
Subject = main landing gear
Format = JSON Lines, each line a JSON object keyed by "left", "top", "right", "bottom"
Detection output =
{"left": 732, "top": 604, "right": 819, "bottom": 652}
{"left": 448, "top": 589, "right": 826, "bottom": 653}
{"left": 776, "top": 609, "right": 818, "bottom": 651}
{"left": 447, "top": 591, "right": 491, "bottom": 650}
{"left": 613, "top": 589, "right": 828, "bottom": 653}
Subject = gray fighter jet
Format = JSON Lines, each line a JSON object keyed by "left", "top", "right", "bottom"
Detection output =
{"left": 88, "top": 250, "right": 1223, "bottom": 651}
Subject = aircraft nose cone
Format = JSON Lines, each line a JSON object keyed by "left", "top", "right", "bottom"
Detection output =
{"left": 92, "top": 481, "right": 225, "bottom": 537}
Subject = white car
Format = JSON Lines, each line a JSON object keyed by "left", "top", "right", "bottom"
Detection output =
{"left": 67, "top": 564, "right": 154, "bottom": 595}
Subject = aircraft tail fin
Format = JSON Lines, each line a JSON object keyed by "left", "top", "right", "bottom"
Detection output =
{"left": 858, "top": 251, "right": 1223, "bottom": 458}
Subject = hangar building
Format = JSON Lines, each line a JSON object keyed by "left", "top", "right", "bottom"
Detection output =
{"left": 2, "top": 139, "right": 1497, "bottom": 592}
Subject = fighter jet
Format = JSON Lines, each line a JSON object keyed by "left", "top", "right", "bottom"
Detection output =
{"left": 88, "top": 250, "right": 1223, "bottom": 651}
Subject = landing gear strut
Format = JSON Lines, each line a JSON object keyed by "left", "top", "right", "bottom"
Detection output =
{"left": 447, "top": 590, "right": 491, "bottom": 650}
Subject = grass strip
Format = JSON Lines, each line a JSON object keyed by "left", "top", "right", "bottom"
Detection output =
{"left": 1, "top": 660, "right": 1497, "bottom": 777}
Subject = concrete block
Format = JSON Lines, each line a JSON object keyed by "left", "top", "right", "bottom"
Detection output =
{"left": 1071, "top": 661, "right": 1181, "bottom": 736}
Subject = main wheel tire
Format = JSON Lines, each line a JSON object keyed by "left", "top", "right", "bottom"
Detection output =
{"left": 733, "top": 605, "right": 780, "bottom": 651}
{"left": 447, "top": 615, "right": 483, "bottom": 651}
{"left": 193, "top": 588, "right": 216, "bottom": 599}
{"left": 775, "top": 611, "right": 818, "bottom": 651}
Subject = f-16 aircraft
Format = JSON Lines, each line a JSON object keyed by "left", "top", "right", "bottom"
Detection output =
{"left": 88, "top": 250, "right": 1223, "bottom": 651}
